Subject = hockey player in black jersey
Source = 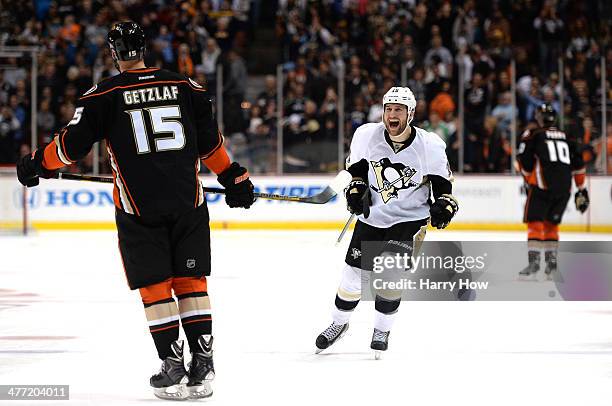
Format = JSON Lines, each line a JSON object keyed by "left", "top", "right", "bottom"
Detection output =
{"left": 517, "top": 103, "right": 589, "bottom": 280}
{"left": 16, "top": 22, "right": 255, "bottom": 400}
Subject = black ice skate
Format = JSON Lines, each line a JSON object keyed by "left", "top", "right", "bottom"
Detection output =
{"left": 544, "top": 251, "right": 558, "bottom": 281}
{"left": 370, "top": 328, "right": 390, "bottom": 360}
{"left": 150, "top": 340, "right": 189, "bottom": 400}
{"left": 519, "top": 251, "right": 541, "bottom": 280}
{"left": 187, "top": 334, "right": 215, "bottom": 399}
{"left": 315, "top": 322, "right": 349, "bottom": 353}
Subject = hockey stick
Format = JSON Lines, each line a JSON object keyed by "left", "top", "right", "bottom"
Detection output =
{"left": 335, "top": 213, "right": 355, "bottom": 245}
{"left": 51, "top": 171, "right": 353, "bottom": 204}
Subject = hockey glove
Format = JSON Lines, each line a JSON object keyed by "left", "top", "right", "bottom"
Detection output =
{"left": 344, "top": 178, "right": 371, "bottom": 218}
{"left": 217, "top": 162, "right": 256, "bottom": 209}
{"left": 574, "top": 188, "right": 589, "bottom": 213}
{"left": 16, "top": 147, "right": 56, "bottom": 188}
{"left": 430, "top": 194, "right": 458, "bottom": 229}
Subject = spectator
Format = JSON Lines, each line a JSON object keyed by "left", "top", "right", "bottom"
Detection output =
{"left": 257, "top": 75, "right": 277, "bottom": 109}
{"left": 424, "top": 35, "right": 453, "bottom": 75}
{"left": 534, "top": 3, "right": 564, "bottom": 76}
{"left": 464, "top": 72, "right": 489, "bottom": 132}
{"left": 429, "top": 80, "right": 455, "bottom": 121}
{"left": 37, "top": 99, "right": 56, "bottom": 141}
{"left": 423, "top": 111, "right": 450, "bottom": 144}
{"left": 200, "top": 38, "right": 221, "bottom": 81}
{"left": 0, "top": 106, "right": 21, "bottom": 163}
{"left": 223, "top": 49, "right": 248, "bottom": 134}
{"left": 8, "top": 94, "right": 26, "bottom": 142}
{"left": 177, "top": 44, "right": 194, "bottom": 77}
{"left": 491, "top": 92, "right": 514, "bottom": 138}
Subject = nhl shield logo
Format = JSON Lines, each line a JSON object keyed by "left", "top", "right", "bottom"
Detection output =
{"left": 370, "top": 158, "right": 419, "bottom": 203}
{"left": 186, "top": 259, "right": 196, "bottom": 269}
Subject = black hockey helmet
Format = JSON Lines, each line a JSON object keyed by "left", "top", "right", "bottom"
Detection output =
{"left": 107, "top": 21, "right": 145, "bottom": 64}
{"left": 535, "top": 103, "right": 556, "bottom": 127}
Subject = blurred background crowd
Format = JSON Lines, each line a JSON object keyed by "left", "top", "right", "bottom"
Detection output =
{"left": 0, "top": 0, "right": 611, "bottom": 175}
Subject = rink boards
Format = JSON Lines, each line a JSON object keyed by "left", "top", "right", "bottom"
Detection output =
{"left": 1, "top": 175, "right": 611, "bottom": 232}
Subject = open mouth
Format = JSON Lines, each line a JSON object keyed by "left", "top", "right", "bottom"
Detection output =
{"left": 388, "top": 119, "right": 400, "bottom": 130}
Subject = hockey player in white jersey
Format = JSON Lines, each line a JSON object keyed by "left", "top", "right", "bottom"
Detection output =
{"left": 315, "top": 87, "right": 458, "bottom": 358}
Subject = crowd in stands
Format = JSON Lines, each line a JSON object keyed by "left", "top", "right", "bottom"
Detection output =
{"left": 273, "top": 0, "right": 612, "bottom": 173}
{"left": 0, "top": 0, "right": 253, "bottom": 172}
{"left": 1, "top": 0, "right": 611, "bottom": 175}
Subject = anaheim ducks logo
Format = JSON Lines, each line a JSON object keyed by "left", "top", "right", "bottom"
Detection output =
{"left": 370, "top": 158, "right": 419, "bottom": 203}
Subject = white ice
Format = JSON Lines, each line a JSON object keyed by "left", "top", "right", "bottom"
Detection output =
{"left": 2, "top": 229, "right": 612, "bottom": 406}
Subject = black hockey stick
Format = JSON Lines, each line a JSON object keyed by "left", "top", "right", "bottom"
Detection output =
{"left": 51, "top": 171, "right": 352, "bottom": 204}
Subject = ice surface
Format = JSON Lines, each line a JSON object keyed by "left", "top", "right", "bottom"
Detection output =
{"left": 1, "top": 229, "right": 612, "bottom": 406}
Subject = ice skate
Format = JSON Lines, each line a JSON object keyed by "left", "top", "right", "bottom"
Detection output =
{"left": 315, "top": 322, "right": 349, "bottom": 353}
{"left": 150, "top": 340, "right": 189, "bottom": 400}
{"left": 544, "top": 251, "right": 558, "bottom": 281}
{"left": 187, "top": 335, "right": 215, "bottom": 399}
{"left": 370, "top": 328, "right": 389, "bottom": 360}
{"left": 519, "top": 250, "right": 541, "bottom": 280}
{"left": 518, "top": 262, "right": 540, "bottom": 280}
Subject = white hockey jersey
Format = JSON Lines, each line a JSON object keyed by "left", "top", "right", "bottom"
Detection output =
{"left": 347, "top": 122, "right": 451, "bottom": 228}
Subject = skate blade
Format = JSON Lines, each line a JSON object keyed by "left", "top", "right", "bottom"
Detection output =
{"left": 315, "top": 325, "right": 349, "bottom": 354}
{"left": 153, "top": 384, "right": 189, "bottom": 401}
{"left": 518, "top": 274, "right": 539, "bottom": 282}
{"left": 188, "top": 382, "right": 213, "bottom": 399}
{"left": 374, "top": 350, "right": 383, "bottom": 360}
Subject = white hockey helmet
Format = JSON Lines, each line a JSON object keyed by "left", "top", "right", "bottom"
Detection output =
{"left": 383, "top": 86, "right": 416, "bottom": 125}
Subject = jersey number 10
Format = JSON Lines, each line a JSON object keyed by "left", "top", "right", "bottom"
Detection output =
{"left": 126, "top": 106, "right": 186, "bottom": 154}
{"left": 545, "top": 140, "right": 570, "bottom": 164}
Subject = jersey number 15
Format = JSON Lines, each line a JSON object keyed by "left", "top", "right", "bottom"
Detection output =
{"left": 126, "top": 106, "right": 186, "bottom": 154}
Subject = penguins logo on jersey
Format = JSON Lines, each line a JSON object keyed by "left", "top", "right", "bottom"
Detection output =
{"left": 370, "top": 158, "right": 419, "bottom": 203}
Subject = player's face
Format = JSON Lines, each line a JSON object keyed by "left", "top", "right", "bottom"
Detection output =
{"left": 383, "top": 104, "right": 408, "bottom": 136}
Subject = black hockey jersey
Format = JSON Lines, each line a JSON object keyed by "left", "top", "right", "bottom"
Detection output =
{"left": 42, "top": 67, "right": 229, "bottom": 217}
{"left": 517, "top": 126, "right": 584, "bottom": 193}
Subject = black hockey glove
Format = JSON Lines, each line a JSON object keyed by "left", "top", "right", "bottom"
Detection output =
{"left": 16, "top": 147, "right": 56, "bottom": 188}
{"left": 429, "top": 194, "right": 459, "bottom": 229}
{"left": 574, "top": 188, "right": 589, "bottom": 213}
{"left": 344, "top": 178, "right": 371, "bottom": 218}
{"left": 217, "top": 162, "right": 256, "bottom": 209}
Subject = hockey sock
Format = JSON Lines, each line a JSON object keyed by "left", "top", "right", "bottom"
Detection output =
{"left": 527, "top": 221, "right": 545, "bottom": 267}
{"left": 140, "top": 279, "right": 180, "bottom": 360}
{"left": 172, "top": 276, "right": 212, "bottom": 354}
{"left": 332, "top": 265, "right": 362, "bottom": 325}
{"left": 543, "top": 222, "right": 559, "bottom": 268}
{"left": 374, "top": 296, "right": 400, "bottom": 332}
